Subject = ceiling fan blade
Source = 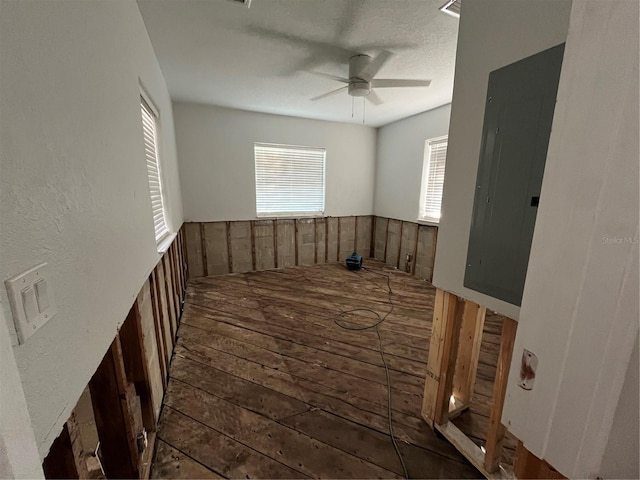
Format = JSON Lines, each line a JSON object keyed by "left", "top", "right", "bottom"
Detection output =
{"left": 307, "top": 71, "right": 350, "bottom": 84}
{"left": 360, "top": 50, "right": 393, "bottom": 81}
{"left": 366, "top": 90, "right": 384, "bottom": 106}
{"left": 371, "top": 79, "right": 431, "bottom": 88}
{"left": 310, "top": 86, "right": 348, "bottom": 101}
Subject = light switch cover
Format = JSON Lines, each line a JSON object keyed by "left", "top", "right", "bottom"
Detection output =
{"left": 5, "top": 263, "right": 57, "bottom": 344}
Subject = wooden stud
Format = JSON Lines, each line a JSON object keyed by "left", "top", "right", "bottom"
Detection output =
{"left": 324, "top": 217, "right": 329, "bottom": 263}
{"left": 162, "top": 255, "right": 176, "bottom": 341}
{"left": 353, "top": 216, "right": 359, "bottom": 253}
{"left": 383, "top": 217, "right": 389, "bottom": 263}
{"left": 313, "top": 218, "right": 318, "bottom": 264}
{"left": 119, "top": 303, "right": 157, "bottom": 432}
{"left": 42, "top": 413, "right": 89, "bottom": 479}
{"left": 452, "top": 301, "right": 486, "bottom": 407}
{"left": 370, "top": 216, "right": 376, "bottom": 259}
{"left": 336, "top": 217, "right": 341, "bottom": 262}
{"left": 412, "top": 222, "right": 420, "bottom": 275}
{"left": 89, "top": 337, "right": 138, "bottom": 479}
{"left": 250, "top": 220, "right": 257, "bottom": 271}
{"left": 422, "top": 289, "right": 460, "bottom": 426}
{"left": 226, "top": 221, "right": 233, "bottom": 273}
{"left": 200, "top": 223, "right": 208, "bottom": 277}
{"left": 397, "top": 221, "right": 404, "bottom": 269}
{"left": 272, "top": 220, "right": 278, "bottom": 269}
{"left": 294, "top": 219, "right": 299, "bottom": 266}
{"left": 484, "top": 316, "right": 518, "bottom": 472}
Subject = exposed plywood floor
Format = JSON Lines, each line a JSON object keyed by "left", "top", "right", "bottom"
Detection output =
{"left": 151, "top": 261, "right": 495, "bottom": 479}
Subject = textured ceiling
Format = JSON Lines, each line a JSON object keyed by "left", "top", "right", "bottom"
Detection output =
{"left": 137, "top": 0, "right": 459, "bottom": 127}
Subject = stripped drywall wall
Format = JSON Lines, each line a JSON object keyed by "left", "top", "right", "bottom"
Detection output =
{"left": 174, "top": 102, "right": 377, "bottom": 222}
{"left": 374, "top": 104, "right": 452, "bottom": 222}
{"left": 0, "top": 0, "right": 183, "bottom": 457}
{"left": 432, "top": 0, "right": 572, "bottom": 319}
{"left": 184, "top": 216, "right": 437, "bottom": 283}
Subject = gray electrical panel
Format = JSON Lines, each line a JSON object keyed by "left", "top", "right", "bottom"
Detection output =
{"left": 464, "top": 43, "right": 565, "bottom": 306}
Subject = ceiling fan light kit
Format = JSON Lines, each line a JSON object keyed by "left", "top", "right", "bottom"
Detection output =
{"left": 310, "top": 52, "right": 431, "bottom": 108}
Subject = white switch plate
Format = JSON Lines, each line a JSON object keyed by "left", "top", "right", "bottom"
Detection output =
{"left": 5, "top": 263, "right": 57, "bottom": 344}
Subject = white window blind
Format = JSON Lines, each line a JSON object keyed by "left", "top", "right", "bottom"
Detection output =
{"left": 255, "top": 143, "right": 326, "bottom": 216}
{"left": 419, "top": 136, "right": 448, "bottom": 222}
{"left": 140, "top": 97, "right": 169, "bottom": 244}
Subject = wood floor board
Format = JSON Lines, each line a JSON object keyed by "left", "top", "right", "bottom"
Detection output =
{"left": 152, "top": 261, "right": 493, "bottom": 478}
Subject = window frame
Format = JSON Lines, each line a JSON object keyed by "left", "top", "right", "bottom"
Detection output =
{"left": 140, "top": 91, "right": 171, "bottom": 248}
{"left": 418, "top": 135, "right": 448, "bottom": 224}
{"left": 254, "top": 142, "right": 327, "bottom": 218}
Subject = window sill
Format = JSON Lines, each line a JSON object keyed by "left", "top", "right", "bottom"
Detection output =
{"left": 417, "top": 219, "right": 440, "bottom": 227}
{"left": 156, "top": 232, "right": 177, "bottom": 254}
{"left": 256, "top": 212, "right": 324, "bottom": 219}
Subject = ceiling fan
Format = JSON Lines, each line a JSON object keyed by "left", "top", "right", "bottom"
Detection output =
{"left": 310, "top": 51, "right": 431, "bottom": 105}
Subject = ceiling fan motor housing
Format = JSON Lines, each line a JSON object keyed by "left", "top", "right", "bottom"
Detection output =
{"left": 348, "top": 54, "right": 372, "bottom": 97}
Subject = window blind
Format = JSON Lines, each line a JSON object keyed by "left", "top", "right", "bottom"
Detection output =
{"left": 141, "top": 98, "right": 169, "bottom": 243}
{"left": 420, "top": 137, "right": 448, "bottom": 222}
{"left": 254, "top": 143, "right": 326, "bottom": 216}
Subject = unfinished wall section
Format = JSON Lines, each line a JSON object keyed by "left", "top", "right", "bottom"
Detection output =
{"left": 184, "top": 216, "right": 437, "bottom": 283}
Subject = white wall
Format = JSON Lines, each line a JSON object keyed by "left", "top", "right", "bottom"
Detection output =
{"left": 0, "top": 309, "right": 43, "bottom": 479}
{"left": 174, "top": 102, "right": 377, "bottom": 221}
{"left": 0, "top": 0, "right": 183, "bottom": 458}
{"left": 502, "top": 1, "right": 639, "bottom": 477}
{"left": 432, "top": 0, "right": 572, "bottom": 319}
{"left": 374, "top": 104, "right": 451, "bottom": 222}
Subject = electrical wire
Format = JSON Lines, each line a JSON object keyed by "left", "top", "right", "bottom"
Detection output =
{"left": 332, "top": 267, "right": 409, "bottom": 479}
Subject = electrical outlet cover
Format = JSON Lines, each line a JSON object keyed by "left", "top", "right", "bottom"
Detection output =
{"left": 5, "top": 263, "right": 57, "bottom": 344}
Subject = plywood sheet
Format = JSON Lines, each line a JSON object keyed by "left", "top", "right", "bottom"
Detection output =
{"left": 315, "top": 218, "right": 326, "bottom": 264}
{"left": 204, "top": 222, "right": 230, "bottom": 276}
{"left": 184, "top": 222, "right": 204, "bottom": 278}
{"left": 254, "top": 220, "right": 275, "bottom": 271}
{"left": 136, "top": 280, "right": 163, "bottom": 418}
{"left": 338, "top": 217, "right": 356, "bottom": 262}
{"left": 355, "top": 216, "right": 373, "bottom": 259}
{"left": 276, "top": 219, "right": 296, "bottom": 268}
{"left": 415, "top": 226, "right": 437, "bottom": 281}
{"left": 326, "top": 217, "right": 339, "bottom": 263}
{"left": 296, "top": 218, "right": 315, "bottom": 266}
{"left": 374, "top": 217, "right": 388, "bottom": 261}
{"left": 399, "top": 222, "right": 419, "bottom": 274}
{"left": 229, "top": 221, "right": 253, "bottom": 273}
{"left": 386, "top": 219, "right": 402, "bottom": 268}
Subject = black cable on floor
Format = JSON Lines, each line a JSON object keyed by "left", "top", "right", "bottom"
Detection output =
{"left": 332, "top": 267, "right": 409, "bottom": 479}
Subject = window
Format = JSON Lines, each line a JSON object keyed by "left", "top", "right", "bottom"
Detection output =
{"left": 254, "top": 143, "right": 326, "bottom": 216}
{"left": 419, "top": 136, "right": 448, "bottom": 223}
{"left": 140, "top": 96, "right": 169, "bottom": 244}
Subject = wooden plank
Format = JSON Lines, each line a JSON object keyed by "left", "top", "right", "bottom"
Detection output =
{"left": 422, "top": 289, "right": 457, "bottom": 426}
{"left": 155, "top": 260, "right": 174, "bottom": 357}
{"left": 452, "top": 300, "right": 486, "bottom": 406}
{"left": 484, "top": 316, "right": 517, "bottom": 472}
{"left": 415, "top": 225, "right": 437, "bottom": 281}
{"left": 158, "top": 408, "right": 303, "bottom": 479}
{"left": 434, "top": 295, "right": 465, "bottom": 425}
{"left": 164, "top": 380, "right": 399, "bottom": 479}
{"left": 139, "top": 430, "right": 157, "bottom": 480}
{"left": 281, "top": 408, "right": 480, "bottom": 479}
{"left": 386, "top": 219, "right": 402, "bottom": 268}
{"left": 184, "top": 222, "right": 204, "bottom": 278}
{"left": 199, "top": 223, "right": 208, "bottom": 277}
{"left": 151, "top": 439, "right": 223, "bottom": 479}
{"left": 89, "top": 338, "right": 138, "bottom": 478}
{"left": 203, "top": 222, "right": 230, "bottom": 275}
{"left": 435, "top": 422, "right": 515, "bottom": 480}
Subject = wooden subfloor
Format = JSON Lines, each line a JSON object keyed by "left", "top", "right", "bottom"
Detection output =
{"left": 150, "top": 261, "right": 489, "bottom": 479}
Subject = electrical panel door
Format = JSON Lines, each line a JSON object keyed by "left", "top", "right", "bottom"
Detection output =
{"left": 464, "top": 44, "right": 565, "bottom": 306}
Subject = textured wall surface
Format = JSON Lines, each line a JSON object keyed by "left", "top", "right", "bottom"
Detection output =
{"left": 0, "top": 0, "right": 183, "bottom": 457}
